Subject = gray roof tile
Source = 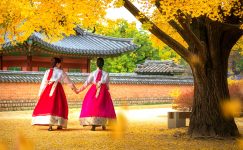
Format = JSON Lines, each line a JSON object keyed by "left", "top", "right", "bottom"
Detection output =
{"left": 135, "top": 60, "right": 185, "bottom": 75}
{"left": 1, "top": 27, "right": 137, "bottom": 56}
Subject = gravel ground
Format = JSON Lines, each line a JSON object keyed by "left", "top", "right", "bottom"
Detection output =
{"left": 0, "top": 105, "right": 242, "bottom": 150}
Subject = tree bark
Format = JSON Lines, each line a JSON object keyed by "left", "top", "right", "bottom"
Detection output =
{"left": 188, "top": 21, "right": 242, "bottom": 138}
{"left": 189, "top": 62, "right": 239, "bottom": 137}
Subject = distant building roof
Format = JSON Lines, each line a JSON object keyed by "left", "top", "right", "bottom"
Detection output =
{"left": 0, "top": 71, "right": 193, "bottom": 85}
{"left": 135, "top": 60, "right": 185, "bottom": 75}
{"left": 1, "top": 27, "right": 137, "bottom": 57}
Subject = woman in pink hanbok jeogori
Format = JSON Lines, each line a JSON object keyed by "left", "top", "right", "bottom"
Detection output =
{"left": 78, "top": 58, "right": 116, "bottom": 131}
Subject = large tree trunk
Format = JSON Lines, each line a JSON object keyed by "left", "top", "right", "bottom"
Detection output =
{"left": 188, "top": 20, "right": 241, "bottom": 138}
{"left": 189, "top": 61, "right": 239, "bottom": 137}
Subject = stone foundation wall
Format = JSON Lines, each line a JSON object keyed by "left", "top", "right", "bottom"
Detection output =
{"left": 0, "top": 83, "right": 193, "bottom": 111}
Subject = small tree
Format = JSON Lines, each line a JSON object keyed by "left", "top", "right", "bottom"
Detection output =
{"left": 173, "top": 89, "right": 194, "bottom": 111}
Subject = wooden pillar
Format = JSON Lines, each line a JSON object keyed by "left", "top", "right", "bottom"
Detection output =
{"left": 0, "top": 54, "right": 2, "bottom": 70}
{"left": 87, "top": 58, "right": 90, "bottom": 73}
{"left": 27, "top": 55, "right": 32, "bottom": 71}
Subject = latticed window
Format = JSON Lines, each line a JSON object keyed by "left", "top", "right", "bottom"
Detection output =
{"left": 7, "top": 67, "right": 21, "bottom": 71}
{"left": 38, "top": 67, "right": 48, "bottom": 71}
{"left": 68, "top": 68, "right": 81, "bottom": 72}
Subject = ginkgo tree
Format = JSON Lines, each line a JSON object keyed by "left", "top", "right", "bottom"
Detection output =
{"left": 121, "top": 0, "right": 243, "bottom": 137}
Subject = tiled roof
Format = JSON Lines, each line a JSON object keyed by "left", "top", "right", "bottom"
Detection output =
{"left": 0, "top": 71, "right": 193, "bottom": 85}
{"left": 1, "top": 27, "right": 137, "bottom": 57}
{"left": 135, "top": 60, "right": 185, "bottom": 75}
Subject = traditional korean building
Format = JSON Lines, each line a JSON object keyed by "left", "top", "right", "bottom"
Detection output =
{"left": 0, "top": 59, "right": 193, "bottom": 111}
{"left": 135, "top": 60, "right": 185, "bottom": 75}
{"left": 0, "top": 27, "right": 137, "bottom": 72}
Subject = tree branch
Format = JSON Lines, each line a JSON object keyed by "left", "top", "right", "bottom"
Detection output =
{"left": 177, "top": 18, "right": 206, "bottom": 52}
{"left": 168, "top": 20, "right": 190, "bottom": 44}
{"left": 155, "top": 0, "right": 205, "bottom": 52}
{"left": 154, "top": 0, "right": 189, "bottom": 43}
{"left": 221, "top": 22, "right": 242, "bottom": 30}
{"left": 222, "top": 28, "right": 243, "bottom": 57}
{"left": 123, "top": 0, "right": 191, "bottom": 61}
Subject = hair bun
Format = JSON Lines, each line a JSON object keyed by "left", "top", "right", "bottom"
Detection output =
{"left": 96, "top": 57, "right": 104, "bottom": 69}
{"left": 51, "top": 57, "right": 62, "bottom": 68}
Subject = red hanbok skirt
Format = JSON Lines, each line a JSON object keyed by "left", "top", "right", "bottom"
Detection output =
{"left": 79, "top": 84, "right": 116, "bottom": 126}
{"left": 32, "top": 82, "right": 68, "bottom": 128}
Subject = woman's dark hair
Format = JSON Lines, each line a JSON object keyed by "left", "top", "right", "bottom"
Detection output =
{"left": 96, "top": 57, "right": 104, "bottom": 69}
{"left": 51, "top": 57, "right": 62, "bottom": 68}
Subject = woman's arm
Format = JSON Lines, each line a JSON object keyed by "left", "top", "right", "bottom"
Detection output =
{"left": 38, "top": 70, "right": 49, "bottom": 97}
{"left": 105, "top": 73, "right": 110, "bottom": 90}
{"left": 62, "top": 71, "right": 78, "bottom": 93}
{"left": 77, "top": 73, "right": 93, "bottom": 93}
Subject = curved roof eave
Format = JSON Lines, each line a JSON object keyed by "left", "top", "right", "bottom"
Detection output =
{"left": 74, "top": 27, "right": 134, "bottom": 42}
{"left": 1, "top": 28, "right": 138, "bottom": 56}
{"left": 28, "top": 32, "right": 137, "bottom": 56}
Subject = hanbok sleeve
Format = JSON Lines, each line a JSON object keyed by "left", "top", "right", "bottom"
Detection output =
{"left": 62, "top": 71, "right": 76, "bottom": 90}
{"left": 38, "top": 70, "right": 49, "bottom": 97}
{"left": 80, "top": 73, "right": 94, "bottom": 91}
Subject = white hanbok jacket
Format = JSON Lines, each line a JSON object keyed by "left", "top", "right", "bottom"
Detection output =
{"left": 80, "top": 69, "right": 110, "bottom": 98}
{"left": 38, "top": 67, "right": 75, "bottom": 97}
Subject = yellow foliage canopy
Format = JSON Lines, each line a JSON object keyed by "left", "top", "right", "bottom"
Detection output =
{"left": 131, "top": 0, "right": 243, "bottom": 55}
{"left": 0, "top": 0, "right": 242, "bottom": 55}
{"left": 0, "top": 0, "right": 113, "bottom": 44}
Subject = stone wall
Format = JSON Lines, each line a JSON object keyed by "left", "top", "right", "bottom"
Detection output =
{"left": 0, "top": 83, "right": 193, "bottom": 111}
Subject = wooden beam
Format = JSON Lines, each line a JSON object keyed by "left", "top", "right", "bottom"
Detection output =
{"left": 63, "top": 57, "right": 87, "bottom": 64}
{"left": 31, "top": 62, "right": 51, "bottom": 68}
{"left": 62, "top": 63, "right": 83, "bottom": 68}
{"left": 3, "top": 60, "right": 27, "bottom": 67}
{"left": 3, "top": 56, "right": 26, "bottom": 61}
{"left": 32, "top": 56, "right": 51, "bottom": 62}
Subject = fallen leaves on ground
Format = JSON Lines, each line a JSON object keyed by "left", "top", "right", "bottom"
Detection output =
{"left": 0, "top": 106, "right": 241, "bottom": 150}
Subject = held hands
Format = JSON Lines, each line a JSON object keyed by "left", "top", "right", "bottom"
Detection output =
{"left": 75, "top": 89, "right": 81, "bottom": 94}
{"left": 75, "top": 87, "right": 85, "bottom": 94}
{"left": 74, "top": 89, "right": 79, "bottom": 94}
{"left": 71, "top": 87, "right": 79, "bottom": 94}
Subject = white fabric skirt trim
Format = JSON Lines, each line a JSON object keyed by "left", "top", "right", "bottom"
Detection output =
{"left": 32, "top": 115, "right": 68, "bottom": 128}
{"left": 79, "top": 117, "right": 116, "bottom": 126}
